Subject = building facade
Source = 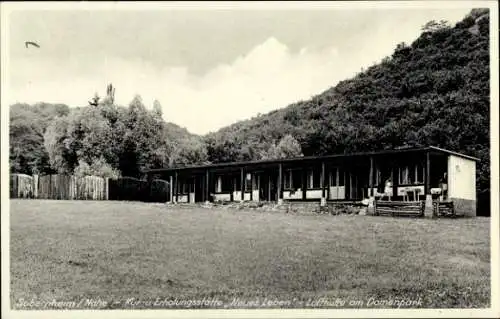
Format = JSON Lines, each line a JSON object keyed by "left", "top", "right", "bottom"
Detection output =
{"left": 144, "top": 146, "right": 478, "bottom": 216}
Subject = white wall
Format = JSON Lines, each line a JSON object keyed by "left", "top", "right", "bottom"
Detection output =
{"left": 368, "top": 188, "right": 387, "bottom": 197}
{"left": 448, "top": 155, "right": 476, "bottom": 200}
{"left": 329, "top": 186, "right": 345, "bottom": 200}
{"left": 283, "top": 189, "right": 303, "bottom": 200}
{"left": 396, "top": 185, "right": 424, "bottom": 197}
{"left": 177, "top": 195, "right": 189, "bottom": 203}
{"left": 231, "top": 191, "right": 256, "bottom": 201}
{"left": 213, "top": 193, "right": 231, "bottom": 202}
{"left": 252, "top": 190, "right": 259, "bottom": 201}
{"left": 306, "top": 189, "right": 322, "bottom": 199}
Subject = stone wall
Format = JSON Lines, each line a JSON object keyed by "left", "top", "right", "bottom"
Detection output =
{"left": 450, "top": 197, "right": 477, "bottom": 217}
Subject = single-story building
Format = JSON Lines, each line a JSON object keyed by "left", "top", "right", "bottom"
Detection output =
{"left": 144, "top": 146, "right": 478, "bottom": 217}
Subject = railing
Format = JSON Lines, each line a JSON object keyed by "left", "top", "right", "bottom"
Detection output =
{"left": 433, "top": 201, "right": 456, "bottom": 217}
{"left": 374, "top": 200, "right": 425, "bottom": 217}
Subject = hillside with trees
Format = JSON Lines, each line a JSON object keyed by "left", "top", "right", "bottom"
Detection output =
{"left": 204, "top": 9, "right": 490, "bottom": 213}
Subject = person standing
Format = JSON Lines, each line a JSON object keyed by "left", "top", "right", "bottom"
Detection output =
{"left": 439, "top": 173, "right": 448, "bottom": 201}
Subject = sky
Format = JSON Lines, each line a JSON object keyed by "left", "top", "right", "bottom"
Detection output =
{"left": 5, "top": 3, "right": 476, "bottom": 135}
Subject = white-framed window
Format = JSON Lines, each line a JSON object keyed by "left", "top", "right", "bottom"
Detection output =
{"left": 329, "top": 167, "right": 345, "bottom": 187}
{"left": 216, "top": 176, "right": 222, "bottom": 193}
{"left": 307, "top": 169, "right": 321, "bottom": 189}
{"left": 284, "top": 170, "right": 293, "bottom": 189}
{"left": 398, "top": 163, "right": 424, "bottom": 185}
{"left": 284, "top": 169, "right": 302, "bottom": 189}
{"left": 181, "top": 181, "right": 189, "bottom": 194}
{"left": 415, "top": 164, "right": 425, "bottom": 183}
{"left": 216, "top": 175, "right": 233, "bottom": 192}
{"left": 375, "top": 166, "right": 382, "bottom": 186}
{"left": 244, "top": 174, "right": 251, "bottom": 191}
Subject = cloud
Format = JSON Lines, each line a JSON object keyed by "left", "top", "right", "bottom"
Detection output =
{"left": 8, "top": 37, "right": 351, "bottom": 134}
{"left": 6, "top": 7, "right": 475, "bottom": 135}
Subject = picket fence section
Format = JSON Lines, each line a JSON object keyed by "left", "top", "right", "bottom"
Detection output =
{"left": 10, "top": 174, "right": 170, "bottom": 203}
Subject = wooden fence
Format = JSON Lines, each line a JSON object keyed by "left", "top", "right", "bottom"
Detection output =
{"left": 433, "top": 201, "right": 456, "bottom": 217}
{"left": 374, "top": 200, "right": 425, "bottom": 217}
{"left": 36, "top": 175, "right": 108, "bottom": 200}
{"left": 10, "top": 174, "right": 170, "bottom": 203}
{"left": 10, "top": 174, "right": 35, "bottom": 198}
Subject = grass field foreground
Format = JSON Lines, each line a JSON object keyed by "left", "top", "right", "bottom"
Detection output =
{"left": 9, "top": 199, "right": 490, "bottom": 309}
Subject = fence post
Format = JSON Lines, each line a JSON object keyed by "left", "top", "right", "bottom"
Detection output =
{"left": 33, "top": 174, "right": 38, "bottom": 198}
{"left": 105, "top": 177, "right": 109, "bottom": 200}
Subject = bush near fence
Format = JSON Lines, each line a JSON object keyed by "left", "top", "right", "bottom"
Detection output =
{"left": 147, "top": 179, "right": 171, "bottom": 203}
{"left": 108, "top": 177, "right": 148, "bottom": 201}
{"left": 10, "top": 174, "right": 170, "bottom": 203}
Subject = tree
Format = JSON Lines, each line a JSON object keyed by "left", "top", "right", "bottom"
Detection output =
{"left": 88, "top": 93, "right": 100, "bottom": 107}
{"left": 103, "top": 83, "right": 116, "bottom": 105}
{"left": 263, "top": 134, "right": 303, "bottom": 159}
{"left": 153, "top": 99, "right": 163, "bottom": 118}
{"left": 10, "top": 103, "right": 69, "bottom": 174}
{"left": 421, "top": 19, "right": 450, "bottom": 33}
{"left": 169, "top": 137, "right": 209, "bottom": 167}
{"left": 74, "top": 157, "right": 121, "bottom": 179}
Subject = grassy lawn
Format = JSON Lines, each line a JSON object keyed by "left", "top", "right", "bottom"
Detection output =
{"left": 9, "top": 199, "right": 490, "bottom": 309}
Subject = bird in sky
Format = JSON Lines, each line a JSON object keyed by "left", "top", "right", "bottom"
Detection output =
{"left": 25, "top": 41, "right": 40, "bottom": 48}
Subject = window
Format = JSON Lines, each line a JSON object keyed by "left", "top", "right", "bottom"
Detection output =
{"left": 415, "top": 164, "right": 424, "bottom": 184}
{"left": 338, "top": 168, "right": 345, "bottom": 186}
{"left": 245, "top": 173, "right": 252, "bottom": 191}
{"left": 219, "top": 175, "right": 233, "bottom": 192}
{"left": 181, "top": 181, "right": 189, "bottom": 194}
{"left": 329, "top": 168, "right": 336, "bottom": 186}
{"left": 399, "top": 163, "right": 424, "bottom": 185}
{"left": 375, "top": 167, "right": 382, "bottom": 186}
{"left": 292, "top": 170, "right": 301, "bottom": 189}
{"left": 399, "top": 166, "right": 410, "bottom": 185}
{"left": 284, "top": 170, "right": 293, "bottom": 189}
{"left": 233, "top": 176, "right": 239, "bottom": 191}
{"left": 216, "top": 176, "right": 222, "bottom": 193}
{"left": 284, "top": 169, "right": 302, "bottom": 189}
{"left": 307, "top": 169, "right": 321, "bottom": 189}
{"left": 329, "top": 167, "right": 345, "bottom": 186}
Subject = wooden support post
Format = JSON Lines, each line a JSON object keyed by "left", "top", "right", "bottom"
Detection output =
{"left": 175, "top": 172, "right": 179, "bottom": 203}
{"left": 230, "top": 175, "right": 234, "bottom": 202}
{"left": 250, "top": 173, "right": 253, "bottom": 201}
{"left": 425, "top": 152, "right": 431, "bottom": 195}
{"left": 391, "top": 166, "right": 395, "bottom": 200}
{"left": 346, "top": 170, "right": 351, "bottom": 200}
{"left": 424, "top": 151, "right": 433, "bottom": 217}
{"left": 321, "top": 162, "right": 325, "bottom": 196}
{"left": 326, "top": 167, "right": 331, "bottom": 200}
{"left": 369, "top": 156, "right": 374, "bottom": 197}
{"left": 321, "top": 161, "right": 326, "bottom": 206}
{"left": 205, "top": 170, "right": 209, "bottom": 202}
{"left": 240, "top": 168, "right": 245, "bottom": 201}
{"left": 302, "top": 167, "right": 307, "bottom": 200}
{"left": 278, "top": 164, "right": 283, "bottom": 202}
{"left": 257, "top": 174, "right": 261, "bottom": 201}
{"left": 169, "top": 175, "right": 173, "bottom": 203}
{"left": 187, "top": 177, "right": 190, "bottom": 203}
{"left": 268, "top": 174, "right": 271, "bottom": 201}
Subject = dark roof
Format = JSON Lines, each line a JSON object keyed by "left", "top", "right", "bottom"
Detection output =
{"left": 143, "top": 145, "right": 479, "bottom": 174}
